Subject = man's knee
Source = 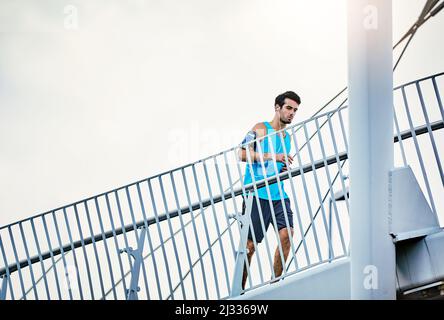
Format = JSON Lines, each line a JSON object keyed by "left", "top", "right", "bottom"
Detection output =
{"left": 279, "top": 228, "right": 294, "bottom": 246}
{"left": 246, "top": 240, "right": 256, "bottom": 255}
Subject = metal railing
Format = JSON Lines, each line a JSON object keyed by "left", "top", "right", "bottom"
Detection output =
{"left": 0, "top": 72, "right": 443, "bottom": 300}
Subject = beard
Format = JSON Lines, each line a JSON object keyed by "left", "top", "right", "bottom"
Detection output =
{"left": 281, "top": 116, "right": 292, "bottom": 124}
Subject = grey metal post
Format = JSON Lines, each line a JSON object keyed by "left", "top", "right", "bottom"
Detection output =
{"left": 347, "top": 0, "right": 396, "bottom": 299}
{"left": 230, "top": 192, "right": 253, "bottom": 297}
{"left": 121, "top": 227, "right": 147, "bottom": 300}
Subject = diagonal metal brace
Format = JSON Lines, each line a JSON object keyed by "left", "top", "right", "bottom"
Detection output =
{"left": 230, "top": 192, "right": 254, "bottom": 297}
{"left": 119, "top": 227, "right": 147, "bottom": 300}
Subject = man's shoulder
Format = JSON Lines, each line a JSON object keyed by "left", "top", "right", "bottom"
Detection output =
{"left": 252, "top": 122, "right": 267, "bottom": 137}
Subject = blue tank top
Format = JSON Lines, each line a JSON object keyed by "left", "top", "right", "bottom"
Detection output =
{"left": 243, "top": 122, "right": 291, "bottom": 200}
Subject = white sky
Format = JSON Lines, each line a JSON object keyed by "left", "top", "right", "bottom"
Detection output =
{"left": 1, "top": 0, "right": 444, "bottom": 227}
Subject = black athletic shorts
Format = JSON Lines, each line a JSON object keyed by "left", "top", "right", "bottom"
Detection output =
{"left": 241, "top": 196, "right": 294, "bottom": 243}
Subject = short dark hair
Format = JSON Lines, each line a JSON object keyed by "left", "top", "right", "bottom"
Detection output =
{"left": 275, "top": 91, "right": 301, "bottom": 107}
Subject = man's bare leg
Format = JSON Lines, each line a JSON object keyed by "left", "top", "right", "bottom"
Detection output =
{"left": 242, "top": 239, "right": 256, "bottom": 290}
{"left": 273, "top": 227, "right": 294, "bottom": 279}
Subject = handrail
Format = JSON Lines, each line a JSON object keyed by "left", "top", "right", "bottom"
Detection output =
{"left": 393, "top": 72, "right": 444, "bottom": 91}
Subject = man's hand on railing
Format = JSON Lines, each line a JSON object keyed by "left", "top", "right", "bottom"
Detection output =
{"left": 277, "top": 154, "right": 293, "bottom": 172}
{"left": 275, "top": 154, "right": 293, "bottom": 165}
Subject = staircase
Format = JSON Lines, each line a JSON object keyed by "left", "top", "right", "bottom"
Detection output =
{"left": 1, "top": 72, "right": 443, "bottom": 300}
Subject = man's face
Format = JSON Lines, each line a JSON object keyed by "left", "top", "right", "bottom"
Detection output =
{"left": 276, "top": 98, "right": 299, "bottom": 124}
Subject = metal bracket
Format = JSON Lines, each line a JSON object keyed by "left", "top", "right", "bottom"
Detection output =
{"left": 0, "top": 276, "right": 7, "bottom": 300}
{"left": 230, "top": 192, "right": 253, "bottom": 297}
{"left": 119, "top": 227, "right": 147, "bottom": 300}
{"left": 389, "top": 166, "right": 441, "bottom": 242}
{"left": 327, "top": 186, "right": 349, "bottom": 260}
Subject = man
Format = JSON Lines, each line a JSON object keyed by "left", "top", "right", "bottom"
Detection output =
{"left": 238, "top": 91, "right": 301, "bottom": 290}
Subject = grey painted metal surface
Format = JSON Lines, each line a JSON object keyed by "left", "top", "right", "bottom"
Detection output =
{"left": 347, "top": 0, "right": 396, "bottom": 299}
{"left": 233, "top": 258, "right": 351, "bottom": 300}
{"left": 396, "top": 231, "right": 444, "bottom": 299}
{"left": 389, "top": 166, "right": 441, "bottom": 242}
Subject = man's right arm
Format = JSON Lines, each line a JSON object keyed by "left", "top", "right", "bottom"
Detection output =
{"left": 238, "top": 123, "right": 294, "bottom": 166}
{"left": 238, "top": 123, "right": 271, "bottom": 163}
{"left": 238, "top": 147, "right": 272, "bottom": 163}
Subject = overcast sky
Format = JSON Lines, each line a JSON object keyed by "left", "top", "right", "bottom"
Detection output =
{"left": 1, "top": 0, "right": 444, "bottom": 226}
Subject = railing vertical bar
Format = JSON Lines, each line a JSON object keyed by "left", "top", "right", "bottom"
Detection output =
{"left": 136, "top": 183, "right": 163, "bottom": 300}
{"left": 0, "top": 234, "right": 15, "bottom": 300}
{"left": 83, "top": 201, "right": 106, "bottom": 299}
{"left": 124, "top": 187, "right": 150, "bottom": 299}
{"left": 166, "top": 220, "right": 237, "bottom": 300}
{"left": 41, "top": 216, "right": 62, "bottom": 299}
{"left": 94, "top": 197, "right": 118, "bottom": 300}
{"left": 7, "top": 226, "right": 27, "bottom": 300}
{"left": 19, "top": 258, "right": 63, "bottom": 300}
{"left": 212, "top": 155, "right": 237, "bottom": 265}
{"left": 394, "top": 108, "right": 408, "bottom": 166}
{"left": 147, "top": 179, "right": 175, "bottom": 299}
{"left": 157, "top": 176, "right": 186, "bottom": 299}
{"left": 301, "top": 125, "right": 335, "bottom": 261}
{"left": 288, "top": 160, "right": 347, "bottom": 267}
{"left": 191, "top": 164, "right": 221, "bottom": 299}
{"left": 212, "top": 152, "right": 236, "bottom": 258}
{"left": 59, "top": 209, "right": 81, "bottom": 299}
{"left": 104, "top": 193, "right": 129, "bottom": 298}
{"left": 315, "top": 118, "right": 347, "bottom": 255}
{"left": 328, "top": 199, "right": 333, "bottom": 261}
{"left": 114, "top": 191, "right": 136, "bottom": 275}
{"left": 286, "top": 127, "right": 312, "bottom": 265}
{"left": 18, "top": 223, "right": 38, "bottom": 299}
{"left": 432, "top": 77, "right": 444, "bottom": 122}
{"left": 222, "top": 152, "right": 243, "bottom": 247}
{"left": 325, "top": 116, "right": 350, "bottom": 251}
{"left": 338, "top": 108, "right": 349, "bottom": 152}
{"left": 402, "top": 86, "right": 437, "bottom": 214}
{"left": 416, "top": 82, "right": 444, "bottom": 186}
{"left": 73, "top": 204, "right": 95, "bottom": 299}
{"left": 202, "top": 159, "right": 232, "bottom": 294}
{"left": 326, "top": 114, "right": 350, "bottom": 211}
{"left": 289, "top": 132, "right": 323, "bottom": 263}
{"left": 30, "top": 219, "right": 51, "bottom": 299}
{"left": 168, "top": 173, "right": 198, "bottom": 300}
{"left": 180, "top": 168, "right": 209, "bottom": 299}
